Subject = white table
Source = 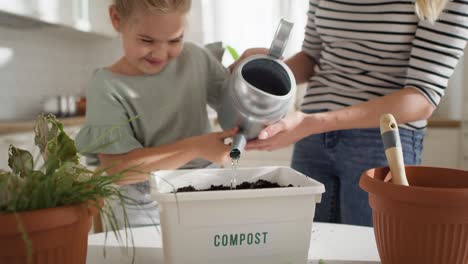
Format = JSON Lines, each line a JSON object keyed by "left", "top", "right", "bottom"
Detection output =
{"left": 87, "top": 223, "right": 380, "bottom": 264}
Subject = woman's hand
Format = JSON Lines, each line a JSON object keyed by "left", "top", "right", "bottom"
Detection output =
{"left": 228, "top": 48, "right": 269, "bottom": 72}
{"left": 191, "top": 127, "right": 238, "bottom": 164}
{"left": 245, "top": 112, "right": 325, "bottom": 151}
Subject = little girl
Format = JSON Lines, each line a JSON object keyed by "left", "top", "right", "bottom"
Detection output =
{"left": 75, "top": 0, "right": 235, "bottom": 227}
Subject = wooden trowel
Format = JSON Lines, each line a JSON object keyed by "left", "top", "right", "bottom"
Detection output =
{"left": 380, "top": 113, "right": 409, "bottom": 186}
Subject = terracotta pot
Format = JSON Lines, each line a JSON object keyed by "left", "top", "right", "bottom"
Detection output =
{"left": 0, "top": 203, "right": 97, "bottom": 264}
{"left": 359, "top": 166, "right": 468, "bottom": 264}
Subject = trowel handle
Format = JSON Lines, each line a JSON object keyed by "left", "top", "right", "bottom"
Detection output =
{"left": 268, "top": 19, "right": 294, "bottom": 59}
{"left": 380, "top": 114, "right": 409, "bottom": 186}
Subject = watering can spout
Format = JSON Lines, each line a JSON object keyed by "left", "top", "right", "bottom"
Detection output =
{"left": 230, "top": 133, "right": 247, "bottom": 159}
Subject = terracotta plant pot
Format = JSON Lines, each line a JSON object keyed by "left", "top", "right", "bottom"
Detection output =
{"left": 360, "top": 166, "right": 468, "bottom": 264}
{"left": 0, "top": 203, "right": 96, "bottom": 264}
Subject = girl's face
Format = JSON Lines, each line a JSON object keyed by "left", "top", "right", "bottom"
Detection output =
{"left": 110, "top": 7, "right": 185, "bottom": 75}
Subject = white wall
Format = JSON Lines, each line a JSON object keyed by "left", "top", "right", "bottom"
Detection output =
{"left": 0, "top": 23, "right": 121, "bottom": 121}
{"left": 200, "top": 0, "right": 308, "bottom": 66}
{"left": 461, "top": 54, "right": 468, "bottom": 169}
{"left": 432, "top": 56, "right": 465, "bottom": 120}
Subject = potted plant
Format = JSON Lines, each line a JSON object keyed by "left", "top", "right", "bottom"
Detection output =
{"left": 0, "top": 114, "right": 130, "bottom": 264}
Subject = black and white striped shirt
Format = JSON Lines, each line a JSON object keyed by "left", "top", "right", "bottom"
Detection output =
{"left": 302, "top": 0, "right": 468, "bottom": 129}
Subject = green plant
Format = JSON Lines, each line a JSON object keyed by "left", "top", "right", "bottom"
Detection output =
{"left": 0, "top": 114, "right": 136, "bottom": 262}
{"left": 226, "top": 45, "right": 240, "bottom": 60}
{"left": 0, "top": 114, "right": 125, "bottom": 213}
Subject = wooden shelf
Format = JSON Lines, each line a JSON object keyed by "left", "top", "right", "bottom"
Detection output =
{"left": 0, "top": 116, "right": 86, "bottom": 135}
{"left": 427, "top": 118, "right": 461, "bottom": 128}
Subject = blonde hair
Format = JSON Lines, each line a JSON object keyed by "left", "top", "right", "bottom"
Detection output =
{"left": 113, "top": 0, "right": 191, "bottom": 19}
{"left": 415, "top": 0, "right": 449, "bottom": 23}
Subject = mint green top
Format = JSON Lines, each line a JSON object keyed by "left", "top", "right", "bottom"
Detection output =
{"left": 75, "top": 42, "right": 227, "bottom": 169}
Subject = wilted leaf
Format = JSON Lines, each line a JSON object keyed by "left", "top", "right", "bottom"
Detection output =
{"left": 34, "top": 114, "right": 59, "bottom": 161}
{"left": 8, "top": 146, "right": 34, "bottom": 178}
{"left": 34, "top": 114, "right": 78, "bottom": 173}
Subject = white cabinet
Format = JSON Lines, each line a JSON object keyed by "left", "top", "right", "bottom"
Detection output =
{"left": 0, "top": 0, "right": 115, "bottom": 37}
{"left": 421, "top": 128, "right": 461, "bottom": 168}
{"left": 87, "top": 0, "right": 115, "bottom": 37}
{"left": 0, "top": 0, "right": 36, "bottom": 17}
{"left": 35, "top": 1, "right": 74, "bottom": 26}
{"left": 70, "top": 0, "right": 115, "bottom": 37}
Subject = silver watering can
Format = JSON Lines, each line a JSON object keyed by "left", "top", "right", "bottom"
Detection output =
{"left": 218, "top": 19, "right": 296, "bottom": 159}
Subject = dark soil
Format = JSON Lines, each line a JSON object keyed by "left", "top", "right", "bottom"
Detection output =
{"left": 175, "top": 179, "right": 294, "bottom": 193}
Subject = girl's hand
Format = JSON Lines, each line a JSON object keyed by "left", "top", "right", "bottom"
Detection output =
{"left": 228, "top": 48, "right": 269, "bottom": 72}
{"left": 193, "top": 127, "right": 238, "bottom": 164}
{"left": 245, "top": 112, "right": 322, "bottom": 151}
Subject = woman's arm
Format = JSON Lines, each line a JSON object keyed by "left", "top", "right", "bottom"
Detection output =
{"left": 247, "top": 88, "right": 434, "bottom": 151}
{"left": 285, "top": 51, "right": 316, "bottom": 85}
{"left": 308, "top": 87, "right": 435, "bottom": 133}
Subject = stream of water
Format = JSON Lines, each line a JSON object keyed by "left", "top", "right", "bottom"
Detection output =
{"left": 230, "top": 157, "right": 239, "bottom": 190}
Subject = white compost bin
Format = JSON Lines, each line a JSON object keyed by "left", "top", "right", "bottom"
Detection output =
{"left": 150, "top": 166, "right": 325, "bottom": 264}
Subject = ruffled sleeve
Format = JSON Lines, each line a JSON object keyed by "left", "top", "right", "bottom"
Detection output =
{"left": 75, "top": 72, "right": 143, "bottom": 164}
{"left": 75, "top": 124, "right": 142, "bottom": 155}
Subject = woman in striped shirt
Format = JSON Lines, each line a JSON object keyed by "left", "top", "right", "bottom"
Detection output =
{"left": 241, "top": 0, "right": 468, "bottom": 226}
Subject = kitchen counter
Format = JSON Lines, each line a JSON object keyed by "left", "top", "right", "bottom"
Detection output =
{"left": 87, "top": 223, "right": 380, "bottom": 264}
{"left": 0, "top": 116, "right": 85, "bottom": 135}
{"left": 0, "top": 116, "right": 458, "bottom": 135}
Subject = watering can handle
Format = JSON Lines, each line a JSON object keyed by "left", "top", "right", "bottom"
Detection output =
{"left": 268, "top": 19, "right": 294, "bottom": 59}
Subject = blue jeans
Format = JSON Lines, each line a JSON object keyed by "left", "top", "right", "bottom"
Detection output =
{"left": 292, "top": 126, "right": 424, "bottom": 227}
